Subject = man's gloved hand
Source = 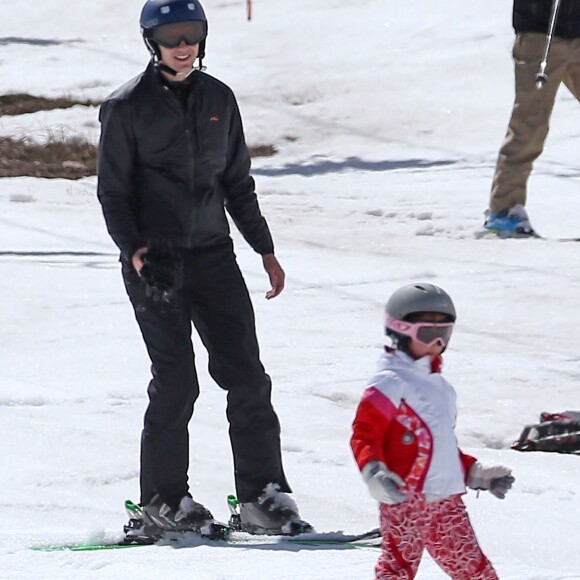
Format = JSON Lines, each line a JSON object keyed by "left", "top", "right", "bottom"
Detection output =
{"left": 361, "top": 461, "right": 408, "bottom": 505}
{"left": 467, "top": 461, "right": 515, "bottom": 499}
{"left": 139, "top": 240, "right": 183, "bottom": 304}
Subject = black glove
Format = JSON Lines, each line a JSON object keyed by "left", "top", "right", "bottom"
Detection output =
{"left": 139, "top": 241, "right": 183, "bottom": 304}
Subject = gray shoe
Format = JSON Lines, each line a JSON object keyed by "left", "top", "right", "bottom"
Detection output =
{"left": 143, "top": 494, "right": 214, "bottom": 533}
{"left": 239, "top": 484, "right": 313, "bottom": 536}
{"left": 122, "top": 516, "right": 162, "bottom": 544}
{"left": 122, "top": 499, "right": 161, "bottom": 544}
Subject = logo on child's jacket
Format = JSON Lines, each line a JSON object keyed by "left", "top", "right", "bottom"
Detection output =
{"left": 209, "top": 116, "right": 220, "bottom": 122}
{"left": 401, "top": 431, "right": 415, "bottom": 445}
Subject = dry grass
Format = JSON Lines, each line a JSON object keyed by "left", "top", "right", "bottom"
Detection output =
{"left": 0, "top": 93, "right": 99, "bottom": 178}
{"left": 0, "top": 93, "right": 278, "bottom": 179}
{"left": 249, "top": 144, "right": 278, "bottom": 157}
{"left": 0, "top": 94, "right": 100, "bottom": 117}
{"left": 0, "top": 135, "right": 96, "bottom": 179}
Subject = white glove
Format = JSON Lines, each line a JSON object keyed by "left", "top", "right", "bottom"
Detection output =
{"left": 467, "top": 462, "right": 515, "bottom": 499}
{"left": 362, "top": 461, "right": 408, "bottom": 505}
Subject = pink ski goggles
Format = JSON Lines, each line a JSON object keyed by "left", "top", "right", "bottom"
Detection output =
{"left": 387, "top": 317, "right": 454, "bottom": 346}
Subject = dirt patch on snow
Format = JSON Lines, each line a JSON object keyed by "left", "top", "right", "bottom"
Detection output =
{"left": 0, "top": 94, "right": 100, "bottom": 117}
{"left": 249, "top": 144, "right": 278, "bottom": 158}
{"left": 0, "top": 92, "right": 278, "bottom": 179}
{"left": 0, "top": 136, "right": 97, "bottom": 179}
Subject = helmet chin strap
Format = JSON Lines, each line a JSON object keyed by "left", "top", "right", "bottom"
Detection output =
{"left": 154, "top": 59, "right": 204, "bottom": 78}
{"left": 145, "top": 39, "right": 202, "bottom": 78}
{"left": 155, "top": 61, "right": 179, "bottom": 77}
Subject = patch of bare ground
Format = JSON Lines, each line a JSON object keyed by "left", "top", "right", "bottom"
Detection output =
{"left": 0, "top": 136, "right": 96, "bottom": 179}
{"left": 249, "top": 144, "right": 278, "bottom": 157}
{"left": 0, "top": 93, "right": 98, "bottom": 178}
{"left": 0, "top": 94, "right": 100, "bottom": 117}
{"left": 0, "top": 93, "right": 278, "bottom": 179}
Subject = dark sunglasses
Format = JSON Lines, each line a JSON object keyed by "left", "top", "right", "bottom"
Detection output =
{"left": 153, "top": 20, "right": 207, "bottom": 48}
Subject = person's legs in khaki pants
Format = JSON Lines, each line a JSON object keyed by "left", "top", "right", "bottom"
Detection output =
{"left": 490, "top": 33, "right": 571, "bottom": 214}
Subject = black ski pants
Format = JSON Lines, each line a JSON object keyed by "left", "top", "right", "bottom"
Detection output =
{"left": 122, "top": 242, "right": 290, "bottom": 509}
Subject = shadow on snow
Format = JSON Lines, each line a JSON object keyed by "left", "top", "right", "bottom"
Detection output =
{"left": 253, "top": 157, "right": 457, "bottom": 177}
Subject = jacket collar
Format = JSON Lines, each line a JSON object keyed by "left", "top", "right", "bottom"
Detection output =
{"left": 385, "top": 346, "right": 443, "bottom": 374}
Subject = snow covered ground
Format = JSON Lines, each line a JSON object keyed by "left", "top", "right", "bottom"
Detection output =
{"left": 1, "top": 0, "right": 580, "bottom": 578}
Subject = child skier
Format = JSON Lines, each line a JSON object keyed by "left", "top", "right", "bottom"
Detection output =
{"left": 350, "top": 283, "right": 514, "bottom": 579}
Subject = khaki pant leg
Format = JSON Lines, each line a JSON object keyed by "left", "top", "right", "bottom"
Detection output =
{"left": 562, "top": 38, "right": 580, "bottom": 100}
{"left": 490, "top": 33, "right": 570, "bottom": 213}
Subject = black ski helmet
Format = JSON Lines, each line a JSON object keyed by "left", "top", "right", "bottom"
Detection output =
{"left": 385, "top": 283, "right": 456, "bottom": 350}
{"left": 140, "top": 0, "right": 208, "bottom": 63}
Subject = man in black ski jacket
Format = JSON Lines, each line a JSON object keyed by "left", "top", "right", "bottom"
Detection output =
{"left": 485, "top": 0, "right": 580, "bottom": 237}
{"left": 97, "top": 0, "right": 311, "bottom": 539}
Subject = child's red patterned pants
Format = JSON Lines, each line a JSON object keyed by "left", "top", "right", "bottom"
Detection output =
{"left": 376, "top": 494, "right": 498, "bottom": 579}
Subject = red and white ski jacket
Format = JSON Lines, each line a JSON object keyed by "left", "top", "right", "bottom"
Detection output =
{"left": 351, "top": 348, "right": 477, "bottom": 501}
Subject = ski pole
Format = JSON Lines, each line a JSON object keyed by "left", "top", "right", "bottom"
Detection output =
{"left": 246, "top": 0, "right": 252, "bottom": 21}
{"left": 535, "top": 0, "right": 563, "bottom": 89}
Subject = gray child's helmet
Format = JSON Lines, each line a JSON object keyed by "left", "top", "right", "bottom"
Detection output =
{"left": 385, "top": 283, "right": 456, "bottom": 350}
{"left": 386, "top": 283, "right": 456, "bottom": 324}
